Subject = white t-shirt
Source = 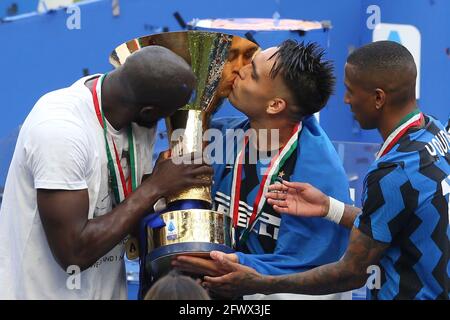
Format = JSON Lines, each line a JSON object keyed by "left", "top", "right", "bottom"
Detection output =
{"left": 0, "top": 75, "right": 156, "bottom": 299}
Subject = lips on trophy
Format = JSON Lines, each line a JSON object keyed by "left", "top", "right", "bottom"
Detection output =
{"left": 110, "top": 31, "right": 259, "bottom": 281}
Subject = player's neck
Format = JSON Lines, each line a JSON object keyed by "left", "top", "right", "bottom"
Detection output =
{"left": 379, "top": 101, "right": 420, "bottom": 141}
{"left": 249, "top": 118, "right": 297, "bottom": 151}
{"left": 85, "top": 74, "right": 130, "bottom": 131}
{"left": 101, "top": 75, "right": 132, "bottom": 131}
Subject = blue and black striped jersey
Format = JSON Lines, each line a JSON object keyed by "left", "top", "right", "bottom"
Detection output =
{"left": 355, "top": 115, "right": 450, "bottom": 300}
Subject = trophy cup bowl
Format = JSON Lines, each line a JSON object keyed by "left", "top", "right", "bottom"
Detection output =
{"left": 110, "top": 31, "right": 259, "bottom": 281}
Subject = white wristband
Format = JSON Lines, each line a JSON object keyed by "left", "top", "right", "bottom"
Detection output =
{"left": 325, "top": 197, "right": 344, "bottom": 224}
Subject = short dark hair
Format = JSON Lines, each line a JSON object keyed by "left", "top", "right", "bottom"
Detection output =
{"left": 347, "top": 40, "right": 416, "bottom": 75}
{"left": 144, "top": 270, "right": 210, "bottom": 300}
{"left": 120, "top": 45, "right": 196, "bottom": 109}
{"left": 270, "top": 40, "right": 335, "bottom": 117}
{"left": 347, "top": 41, "right": 417, "bottom": 105}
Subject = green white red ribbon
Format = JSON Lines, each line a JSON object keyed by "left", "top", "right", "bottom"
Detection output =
{"left": 229, "top": 123, "right": 302, "bottom": 247}
{"left": 377, "top": 110, "right": 423, "bottom": 159}
{"left": 91, "top": 74, "right": 137, "bottom": 204}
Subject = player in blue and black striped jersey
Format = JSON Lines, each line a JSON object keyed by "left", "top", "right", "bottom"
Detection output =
{"left": 202, "top": 41, "right": 449, "bottom": 300}
{"left": 352, "top": 113, "right": 449, "bottom": 299}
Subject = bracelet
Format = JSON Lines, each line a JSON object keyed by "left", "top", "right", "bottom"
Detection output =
{"left": 325, "top": 197, "right": 344, "bottom": 224}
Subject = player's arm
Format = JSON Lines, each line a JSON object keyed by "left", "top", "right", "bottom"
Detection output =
{"left": 266, "top": 180, "right": 360, "bottom": 229}
{"left": 38, "top": 182, "right": 156, "bottom": 271}
{"left": 38, "top": 152, "right": 213, "bottom": 272}
{"left": 203, "top": 227, "right": 388, "bottom": 297}
{"left": 262, "top": 227, "right": 387, "bottom": 295}
{"left": 260, "top": 165, "right": 408, "bottom": 295}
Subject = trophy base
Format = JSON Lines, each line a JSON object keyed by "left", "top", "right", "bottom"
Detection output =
{"left": 146, "top": 242, "right": 234, "bottom": 280}
{"left": 144, "top": 208, "right": 233, "bottom": 281}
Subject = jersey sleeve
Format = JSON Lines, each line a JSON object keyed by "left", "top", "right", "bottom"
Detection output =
{"left": 354, "top": 164, "right": 416, "bottom": 243}
{"left": 24, "top": 119, "right": 91, "bottom": 190}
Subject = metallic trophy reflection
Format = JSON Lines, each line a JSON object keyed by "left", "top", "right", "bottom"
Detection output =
{"left": 110, "top": 31, "right": 259, "bottom": 282}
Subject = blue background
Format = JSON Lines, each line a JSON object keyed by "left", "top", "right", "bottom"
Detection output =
{"left": 0, "top": 0, "right": 448, "bottom": 143}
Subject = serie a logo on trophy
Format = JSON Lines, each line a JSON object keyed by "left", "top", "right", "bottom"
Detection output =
{"left": 109, "top": 31, "right": 259, "bottom": 289}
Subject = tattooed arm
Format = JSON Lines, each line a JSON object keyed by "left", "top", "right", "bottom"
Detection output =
{"left": 264, "top": 227, "right": 388, "bottom": 295}
{"left": 203, "top": 227, "right": 388, "bottom": 298}
{"left": 336, "top": 205, "right": 362, "bottom": 229}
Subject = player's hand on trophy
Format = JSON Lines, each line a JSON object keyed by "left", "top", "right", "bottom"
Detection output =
{"left": 144, "top": 150, "right": 213, "bottom": 199}
{"left": 265, "top": 180, "right": 329, "bottom": 218}
{"left": 202, "top": 251, "right": 265, "bottom": 299}
{"left": 171, "top": 253, "right": 238, "bottom": 277}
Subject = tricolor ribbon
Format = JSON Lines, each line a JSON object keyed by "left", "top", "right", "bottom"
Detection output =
{"left": 91, "top": 74, "right": 140, "bottom": 260}
{"left": 229, "top": 123, "right": 302, "bottom": 248}
{"left": 377, "top": 109, "right": 423, "bottom": 160}
{"left": 92, "top": 75, "right": 138, "bottom": 204}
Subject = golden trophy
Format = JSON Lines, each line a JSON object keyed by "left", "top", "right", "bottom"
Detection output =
{"left": 109, "top": 31, "right": 259, "bottom": 285}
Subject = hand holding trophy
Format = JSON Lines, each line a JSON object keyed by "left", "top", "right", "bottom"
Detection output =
{"left": 109, "top": 31, "right": 259, "bottom": 293}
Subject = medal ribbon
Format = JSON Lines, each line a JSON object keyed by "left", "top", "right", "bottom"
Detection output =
{"left": 377, "top": 109, "right": 423, "bottom": 159}
{"left": 91, "top": 75, "right": 138, "bottom": 204}
{"left": 229, "top": 123, "right": 302, "bottom": 247}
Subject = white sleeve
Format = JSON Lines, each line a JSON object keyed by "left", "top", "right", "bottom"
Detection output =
{"left": 25, "top": 119, "right": 91, "bottom": 190}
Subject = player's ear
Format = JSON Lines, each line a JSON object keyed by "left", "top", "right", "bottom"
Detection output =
{"left": 266, "top": 98, "right": 287, "bottom": 115}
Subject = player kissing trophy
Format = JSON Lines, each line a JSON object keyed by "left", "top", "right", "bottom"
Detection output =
{"left": 109, "top": 30, "right": 259, "bottom": 297}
